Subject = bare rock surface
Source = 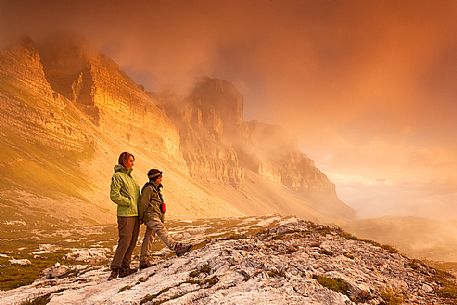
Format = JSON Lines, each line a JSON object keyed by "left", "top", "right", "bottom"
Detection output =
{"left": 1, "top": 216, "right": 455, "bottom": 305}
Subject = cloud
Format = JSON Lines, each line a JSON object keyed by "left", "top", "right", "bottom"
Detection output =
{"left": 1, "top": 0, "right": 456, "bottom": 220}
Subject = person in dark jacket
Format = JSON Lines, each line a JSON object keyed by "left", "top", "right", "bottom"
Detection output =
{"left": 139, "top": 169, "right": 192, "bottom": 268}
{"left": 108, "top": 152, "right": 140, "bottom": 280}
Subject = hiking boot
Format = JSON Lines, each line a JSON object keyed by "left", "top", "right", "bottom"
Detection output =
{"left": 108, "top": 268, "right": 119, "bottom": 280}
{"left": 139, "top": 260, "right": 154, "bottom": 270}
{"left": 119, "top": 267, "right": 138, "bottom": 278}
{"left": 175, "top": 243, "right": 192, "bottom": 257}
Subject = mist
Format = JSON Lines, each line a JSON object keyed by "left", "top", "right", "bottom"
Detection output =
{"left": 1, "top": 0, "right": 456, "bottom": 220}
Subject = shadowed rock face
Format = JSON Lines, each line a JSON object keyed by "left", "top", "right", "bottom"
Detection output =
{"left": 164, "top": 78, "right": 354, "bottom": 220}
{"left": 164, "top": 78, "right": 245, "bottom": 186}
{"left": 1, "top": 216, "right": 454, "bottom": 304}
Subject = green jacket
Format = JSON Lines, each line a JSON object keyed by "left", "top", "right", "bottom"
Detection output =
{"left": 110, "top": 164, "right": 140, "bottom": 216}
{"left": 139, "top": 181, "right": 165, "bottom": 224}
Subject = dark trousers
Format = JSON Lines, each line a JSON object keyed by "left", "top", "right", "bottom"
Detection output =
{"left": 111, "top": 216, "right": 140, "bottom": 269}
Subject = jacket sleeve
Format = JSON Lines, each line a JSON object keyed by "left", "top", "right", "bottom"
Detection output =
{"left": 139, "top": 186, "right": 152, "bottom": 220}
{"left": 110, "top": 175, "right": 131, "bottom": 206}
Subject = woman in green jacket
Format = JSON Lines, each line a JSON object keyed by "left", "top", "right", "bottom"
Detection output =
{"left": 108, "top": 151, "right": 140, "bottom": 280}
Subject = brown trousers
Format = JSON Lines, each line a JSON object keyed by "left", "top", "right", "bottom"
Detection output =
{"left": 140, "top": 218, "right": 176, "bottom": 262}
{"left": 111, "top": 216, "right": 140, "bottom": 269}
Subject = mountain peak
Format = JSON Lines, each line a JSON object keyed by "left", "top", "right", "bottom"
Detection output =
{"left": 189, "top": 77, "right": 244, "bottom": 127}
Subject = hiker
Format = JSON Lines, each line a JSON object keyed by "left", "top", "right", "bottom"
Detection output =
{"left": 139, "top": 169, "right": 192, "bottom": 269}
{"left": 108, "top": 152, "right": 141, "bottom": 280}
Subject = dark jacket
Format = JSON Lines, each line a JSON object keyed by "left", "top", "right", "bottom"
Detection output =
{"left": 139, "top": 181, "right": 164, "bottom": 224}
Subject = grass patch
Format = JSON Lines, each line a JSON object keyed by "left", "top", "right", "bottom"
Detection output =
{"left": 339, "top": 231, "right": 358, "bottom": 240}
{"left": 431, "top": 267, "right": 457, "bottom": 301}
{"left": 118, "top": 285, "right": 132, "bottom": 293}
{"left": 358, "top": 238, "right": 399, "bottom": 254}
{"left": 267, "top": 269, "right": 286, "bottom": 278}
{"left": 313, "top": 274, "right": 350, "bottom": 295}
{"left": 380, "top": 289, "right": 404, "bottom": 305}
{"left": 343, "top": 252, "right": 354, "bottom": 260}
{"left": 0, "top": 250, "right": 71, "bottom": 290}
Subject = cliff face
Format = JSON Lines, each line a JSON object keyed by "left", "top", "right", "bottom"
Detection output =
{"left": 0, "top": 37, "right": 242, "bottom": 226}
{"left": 164, "top": 78, "right": 244, "bottom": 186}
{"left": 38, "top": 36, "right": 185, "bottom": 167}
{"left": 0, "top": 35, "right": 353, "bottom": 226}
{"left": 238, "top": 120, "right": 336, "bottom": 193}
{"left": 166, "top": 78, "right": 338, "bottom": 193}
{"left": 165, "top": 78, "right": 354, "bottom": 221}
{"left": 0, "top": 37, "right": 87, "bottom": 152}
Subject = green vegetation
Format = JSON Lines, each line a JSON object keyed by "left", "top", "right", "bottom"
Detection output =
{"left": 118, "top": 285, "right": 132, "bottom": 293}
{"left": 0, "top": 224, "right": 118, "bottom": 291}
{"left": 0, "top": 250, "right": 69, "bottom": 290}
{"left": 313, "top": 274, "right": 351, "bottom": 295}
{"left": 343, "top": 252, "right": 355, "bottom": 260}
{"left": 267, "top": 269, "right": 286, "bottom": 278}
{"left": 431, "top": 267, "right": 457, "bottom": 302}
{"left": 313, "top": 274, "right": 374, "bottom": 303}
{"left": 380, "top": 289, "right": 404, "bottom": 305}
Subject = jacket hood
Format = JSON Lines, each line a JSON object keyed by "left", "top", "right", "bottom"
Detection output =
{"left": 114, "top": 164, "right": 133, "bottom": 175}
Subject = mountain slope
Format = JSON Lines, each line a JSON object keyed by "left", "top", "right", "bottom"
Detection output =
{"left": 0, "top": 37, "right": 242, "bottom": 227}
{"left": 0, "top": 35, "right": 353, "bottom": 227}
{"left": 1, "top": 216, "right": 456, "bottom": 304}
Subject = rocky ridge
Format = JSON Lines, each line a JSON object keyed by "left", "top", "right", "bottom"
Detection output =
{"left": 0, "top": 216, "right": 455, "bottom": 305}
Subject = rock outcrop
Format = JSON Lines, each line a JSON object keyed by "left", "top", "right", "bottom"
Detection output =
{"left": 38, "top": 35, "right": 185, "bottom": 167}
{"left": 0, "top": 37, "right": 87, "bottom": 152}
{"left": 1, "top": 216, "right": 455, "bottom": 304}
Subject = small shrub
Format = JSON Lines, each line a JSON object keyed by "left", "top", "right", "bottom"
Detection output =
{"left": 313, "top": 274, "right": 350, "bottom": 295}
{"left": 380, "top": 244, "right": 398, "bottom": 254}
{"left": 431, "top": 267, "right": 457, "bottom": 301}
{"left": 267, "top": 269, "right": 286, "bottom": 278}
{"left": 343, "top": 252, "right": 354, "bottom": 260}
{"left": 380, "top": 289, "right": 404, "bottom": 305}
{"left": 359, "top": 239, "right": 399, "bottom": 254}
{"left": 339, "top": 231, "right": 358, "bottom": 240}
{"left": 118, "top": 285, "right": 132, "bottom": 293}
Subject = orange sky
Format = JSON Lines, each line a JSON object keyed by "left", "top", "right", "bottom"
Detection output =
{"left": 1, "top": 0, "right": 456, "bottom": 219}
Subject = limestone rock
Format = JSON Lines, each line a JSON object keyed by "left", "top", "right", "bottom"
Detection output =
{"left": 1, "top": 216, "right": 454, "bottom": 305}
